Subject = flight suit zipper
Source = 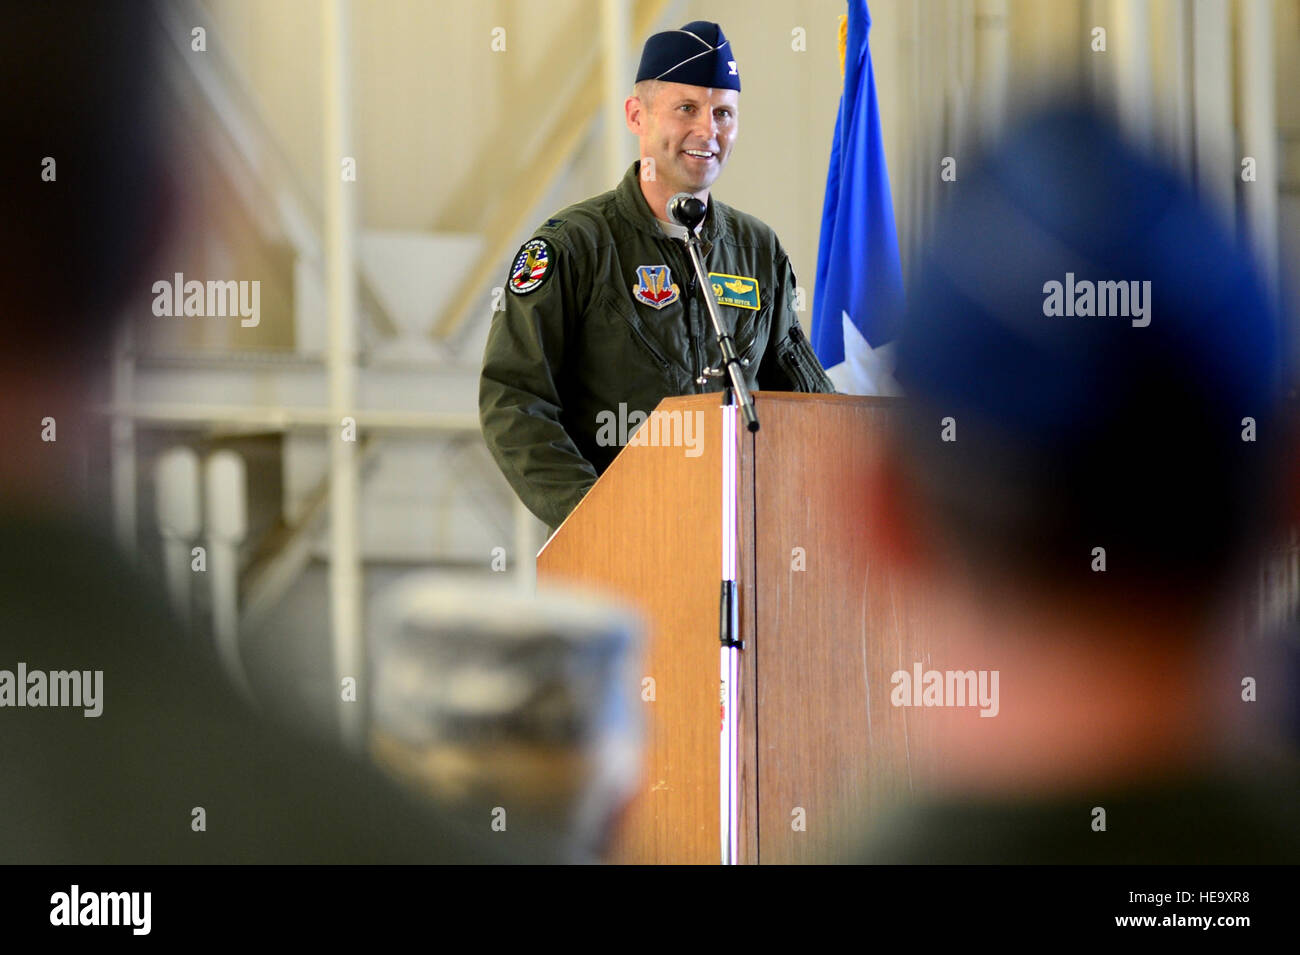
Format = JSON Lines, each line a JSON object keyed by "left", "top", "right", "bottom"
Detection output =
{"left": 663, "top": 239, "right": 703, "bottom": 391}
{"left": 687, "top": 270, "right": 702, "bottom": 393}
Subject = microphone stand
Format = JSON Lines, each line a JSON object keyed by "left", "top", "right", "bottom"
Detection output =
{"left": 673, "top": 208, "right": 759, "bottom": 434}
{"left": 668, "top": 193, "right": 751, "bottom": 864}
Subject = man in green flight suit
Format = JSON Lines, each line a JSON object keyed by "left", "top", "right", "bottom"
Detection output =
{"left": 479, "top": 20, "right": 835, "bottom": 536}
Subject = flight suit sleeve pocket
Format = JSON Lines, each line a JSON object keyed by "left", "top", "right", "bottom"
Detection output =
{"left": 775, "top": 322, "right": 836, "bottom": 393}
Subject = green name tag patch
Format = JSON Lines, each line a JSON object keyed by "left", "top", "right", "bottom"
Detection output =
{"left": 708, "top": 272, "right": 761, "bottom": 310}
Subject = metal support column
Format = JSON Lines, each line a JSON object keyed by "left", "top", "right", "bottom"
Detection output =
{"left": 1238, "top": 0, "right": 1278, "bottom": 289}
{"left": 323, "top": 0, "right": 363, "bottom": 751}
{"left": 110, "top": 322, "right": 138, "bottom": 561}
{"left": 1113, "top": 0, "right": 1153, "bottom": 149}
{"left": 1192, "top": 0, "right": 1236, "bottom": 229}
{"left": 974, "top": 0, "right": 1008, "bottom": 146}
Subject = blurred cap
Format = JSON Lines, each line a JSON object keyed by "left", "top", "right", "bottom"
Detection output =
{"left": 366, "top": 574, "right": 644, "bottom": 860}
{"left": 894, "top": 104, "right": 1287, "bottom": 597}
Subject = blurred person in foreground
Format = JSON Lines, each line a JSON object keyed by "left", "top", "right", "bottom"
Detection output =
{"left": 0, "top": 3, "right": 551, "bottom": 863}
{"left": 854, "top": 104, "right": 1300, "bottom": 863}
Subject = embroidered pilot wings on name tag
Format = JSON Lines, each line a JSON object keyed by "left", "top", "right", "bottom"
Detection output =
{"left": 707, "top": 272, "right": 760, "bottom": 310}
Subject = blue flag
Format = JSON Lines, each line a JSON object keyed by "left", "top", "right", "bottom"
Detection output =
{"left": 811, "top": 0, "right": 905, "bottom": 395}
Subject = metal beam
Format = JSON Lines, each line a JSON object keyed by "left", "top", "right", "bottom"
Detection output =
{"left": 95, "top": 402, "right": 478, "bottom": 433}
{"left": 433, "top": 0, "right": 671, "bottom": 339}
{"left": 153, "top": 0, "right": 398, "bottom": 338}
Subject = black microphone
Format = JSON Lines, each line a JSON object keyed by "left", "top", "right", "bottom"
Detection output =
{"left": 667, "top": 192, "right": 706, "bottom": 232}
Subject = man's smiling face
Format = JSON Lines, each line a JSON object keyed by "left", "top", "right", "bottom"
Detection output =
{"left": 627, "top": 80, "right": 739, "bottom": 197}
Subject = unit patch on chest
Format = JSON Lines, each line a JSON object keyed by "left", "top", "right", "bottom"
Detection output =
{"left": 632, "top": 265, "right": 680, "bottom": 309}
{"left": 708, "top": 272, "right": 760, "bottom": 310}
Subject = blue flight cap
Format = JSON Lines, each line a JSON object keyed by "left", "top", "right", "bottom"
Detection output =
{"left": 635, "top": 21, "right": 740, "bottom": 91}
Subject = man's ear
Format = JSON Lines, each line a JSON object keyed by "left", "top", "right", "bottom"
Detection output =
{"left": 624, "top": 95, "right": 643, "bottom": 135}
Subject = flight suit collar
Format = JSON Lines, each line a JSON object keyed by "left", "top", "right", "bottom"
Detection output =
{"left": 614, "top": 160, "right": 723, "bottom": 256}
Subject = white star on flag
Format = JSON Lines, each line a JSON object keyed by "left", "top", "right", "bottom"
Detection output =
{"left": 823, "top": 310, "right": 902, "bottom": 396}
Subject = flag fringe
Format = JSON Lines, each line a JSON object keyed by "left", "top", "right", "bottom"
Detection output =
{"left": 838, "top": 13, "right": 848, "bottom": 77}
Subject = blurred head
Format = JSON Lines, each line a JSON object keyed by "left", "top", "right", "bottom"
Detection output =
{"left": 879, "top": 105, "right": 1292, "bottom": 632}
{"left": 2, "top": 1, "right": 173, "bottom": 379}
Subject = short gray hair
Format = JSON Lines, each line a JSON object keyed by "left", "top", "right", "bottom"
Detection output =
{"left": 633, "top": 79, "right": 661, "bottom": 108}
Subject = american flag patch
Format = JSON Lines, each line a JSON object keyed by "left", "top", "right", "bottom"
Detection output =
{"left": 509, "top": 238, "right": 552, "bottom": 295}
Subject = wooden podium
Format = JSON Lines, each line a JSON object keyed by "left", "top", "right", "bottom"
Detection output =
{"left": 537, "top": 392, "right": 939, "bottom": 864}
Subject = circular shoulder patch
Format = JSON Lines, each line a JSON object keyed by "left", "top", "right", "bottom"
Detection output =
{"left": 509, "top": 238, "right": 553, "bottom": 295}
